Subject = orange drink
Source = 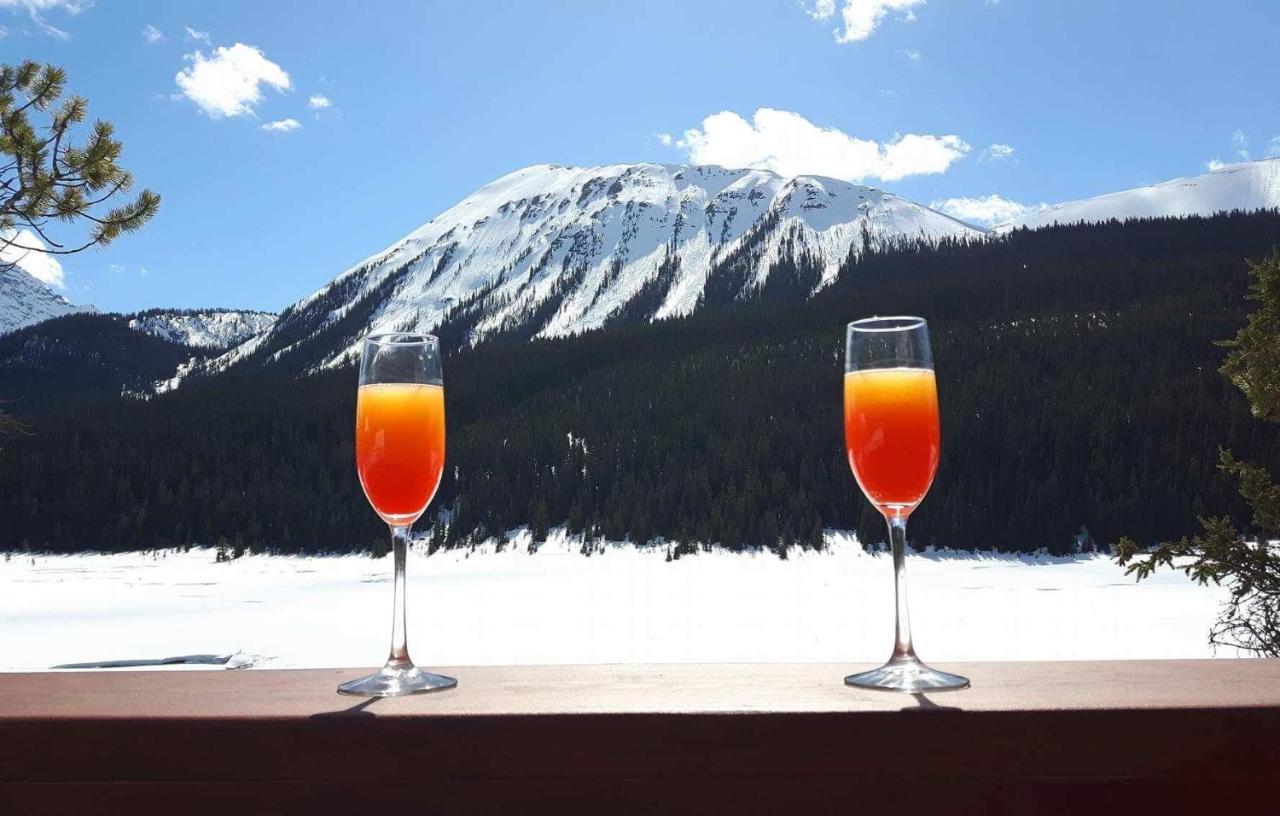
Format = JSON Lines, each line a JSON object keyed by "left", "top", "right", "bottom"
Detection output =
{"left": 355, "top": 382, "right": 446, "bottom": 524}
{"left": 844, "top": 367, "right": 940, "bottom": 511}
{"left": 342, "top": 332, "right": 457, "bottom": 697}
{"left": 841, "top": 316, "right": 968, "bottom": 692}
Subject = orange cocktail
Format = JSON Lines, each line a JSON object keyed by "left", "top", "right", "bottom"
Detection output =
{"left": 843, "top": 367, "right": 940, "bottom": 511}
{"left": 841, "top": 316, "right": 968, "bottom": 692}
{"left": 355, "top": 382, "right": 446, "bottom": 524}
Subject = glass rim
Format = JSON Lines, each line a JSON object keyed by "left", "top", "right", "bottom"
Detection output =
{"left": 847, "top": 315, "right": 927, "bottom": 333}
{"left": 363, "top": 331, "right": 438, "bottom": 347}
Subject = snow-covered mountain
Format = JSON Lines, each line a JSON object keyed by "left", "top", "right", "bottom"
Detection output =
{"left": 999, "top": 157, "right": 1280, "bottom": 231}
{"left": 127, "top": 309, "right": 276, "bottom": 349}
{"left": 0, "top": 265, "right": 98, "bottom": 336}
{"left": 19, "top": 159, "right": 1280, "bottom": 383}
{"left": 208, "top": 163, "right": 983, "bottom": 375}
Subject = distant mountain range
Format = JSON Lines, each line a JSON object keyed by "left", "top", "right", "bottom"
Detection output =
{"left": 4, "top": 158, "right": 1280, "bottom": 386}
{"left": 0, "top": 308, "right": 277, "bottom": 412}
{"left": 998, "top": 157, "right": 1280, "bottom": 231}
{"left": 0, "top": 264, "right": 274, "bottom": 350}
{"left": 126, "top": 309, "right": 277, "bottom": 349}
{"left": 199, "top": 157, "right": 1280, "bottom": 381}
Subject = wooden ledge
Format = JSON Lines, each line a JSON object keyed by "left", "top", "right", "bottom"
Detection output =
{"left": 3, "top": 661, "right": 1278, "bottom": 813}
{"left": 4, "top": 659, "right": 1280, "bottom": 718}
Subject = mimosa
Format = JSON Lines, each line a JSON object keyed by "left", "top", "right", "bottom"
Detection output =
{"left": 844, "top": 367, "right": 939, "bottom": 511}
{"left": 356, "top": 382, "right": 446, "bottom": 525}
{"left": 842, "top": 316, "right": 968, "bottom": 692}
{"left": 341, "top": 332, "right": 457, "bottom": 698}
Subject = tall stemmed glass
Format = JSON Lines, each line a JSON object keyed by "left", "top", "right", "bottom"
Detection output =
{"left": 843, "top": 317, "right": 969, "bottom": 692}
{"left": 339, "top": 332, "right": 456, "bottom": 697}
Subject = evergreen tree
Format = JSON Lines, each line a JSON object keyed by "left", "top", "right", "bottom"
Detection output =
{"left": 809, "top": 520, "right": 825, "bottom": 551}
{"left": 2, "top": 61, "right": 159, "bottom": 437}
{"left": 427, "top": 521, "right": 446, "bottom": 555}
{"left": 1, "top": 61, "right": 159, "bottom": 268}
{"left": 0, "top": 409, "right": 25, "bottom": 446}
{"left": 530, "top": 501, "right": 550, "bottom": 544}
{"left": 1118, "top": 250, "right": 1280, "bottom": 656}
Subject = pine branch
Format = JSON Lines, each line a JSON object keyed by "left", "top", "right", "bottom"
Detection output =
{"left": 0, "top": 61, "right": 160, "bottom": 258}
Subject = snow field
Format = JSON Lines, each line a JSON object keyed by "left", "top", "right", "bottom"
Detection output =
{"left": 0, "top": 530, "right": 1233, "bottom": 673}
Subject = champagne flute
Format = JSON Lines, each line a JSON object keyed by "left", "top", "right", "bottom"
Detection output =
{"left": 339, "top": 332, "right": 456, "bottom": 696}
{"left": 843, "top": 317, "right": 969, "bottom": 692}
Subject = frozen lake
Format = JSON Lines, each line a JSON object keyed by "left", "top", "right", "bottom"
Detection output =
{"left": 0, "top": 532, "right": 1237, "bottom": 672}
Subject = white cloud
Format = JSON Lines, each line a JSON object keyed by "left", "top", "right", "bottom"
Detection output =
{"left": 1206, "top": 158, "right": 1226, "bottom": 171}
{"left": 307, "top": 94, "right": 332, "bottom": 110}
{"left": 184, "top": 25, "right": 210, "bottom": 44}
{"left": 655, "top": 132, "right": 673, "bottom": 146}
{"left": 1231, "top": 129, "right": 1249, "bottom": 160}
{"left": 805, "top": 0, "right": 837, "bottom": 20}
{"left": 0, "top": 0, "right": 90, "bottom": 10}
{"left": 1268, "top": 137, "right": 1280, "bottom": 158}
{"left": 877, "top": 133, "right": 970, "bottom": 179}
{"left": 175, "top": 43, "right": 292, "bottom": 118}
{"left": 1, "top": 228, "right": 65, "bottom": 288}
{"left": 0, "top": 24, "right": 8, "bottom": 36}
{"left": 903, "top": 48, "right": 922, "bottom": 61}
{"left": 804, "top": 0, "right": 926, "bottom": 44}
{"left": 261, "top": 118, "right": 301, "bottom": 133}
{"left": 930, "top": 194, "right": 1034, "bottom": 228}
{"left": 141, "top": 23, "right": 163, "bottom": 44}
{"left": 109, "top": 262, "right": 148, "bottom": 278}
{"left": 983, "top": 143, "right": 1015, "bottom": 161}
{"left": 0, "top": 0, "right": 91, "bottom": 39}
{"left": 677, "top": 108, "right": 969, "bottom": 182}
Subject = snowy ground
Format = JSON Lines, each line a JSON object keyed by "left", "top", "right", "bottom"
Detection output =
{"left": 0, "top": 531, "right": 1237, "bottom": 673}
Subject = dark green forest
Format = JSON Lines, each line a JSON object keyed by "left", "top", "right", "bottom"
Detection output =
{"left": 0, "top": 313, "right": 208, "bottom": 414}
{"left": 3, "top": 212, "right": 1280, "bottom": 556}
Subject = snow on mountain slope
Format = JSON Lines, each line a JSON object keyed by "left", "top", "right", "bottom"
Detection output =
{"left": 127, "top": 309, "right": 276, "bottom": 349}
{"left": 0, "top": 265, "right": 98, "bottom": 335}
{"left": 998, "top": 157, "right": 1280, "bottom": 232}
{"left": 206, "top": 163, "right": 983, "bottom": 376}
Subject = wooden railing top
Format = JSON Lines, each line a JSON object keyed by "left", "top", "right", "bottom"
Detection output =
{"left": 4, "top": 659, "right": 1279, "bottom": 720}
{"left": 4, "top": 660, "right": 1279, "bottom": 811}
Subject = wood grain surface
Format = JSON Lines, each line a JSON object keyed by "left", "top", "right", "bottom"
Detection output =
{"left": 1, "top": 661, "right": 1277, "bottom": 814}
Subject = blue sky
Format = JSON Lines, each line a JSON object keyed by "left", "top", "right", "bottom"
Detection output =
{"left": 3, "top": 0, "right": 1278, "bottom": 313}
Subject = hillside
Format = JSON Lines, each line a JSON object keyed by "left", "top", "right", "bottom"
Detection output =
{"left": 0, "top": 313, "right": 203, "bottom": 418}
{"left": 4, "top": 212, "right": 1280, "bottom": 555}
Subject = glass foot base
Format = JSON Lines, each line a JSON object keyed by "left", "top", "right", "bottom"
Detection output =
{"left": 845, "top": 657, "right": 970, "bottom": 693}
{"left": 338, "top": 664, "right": 457, "bottom": 697}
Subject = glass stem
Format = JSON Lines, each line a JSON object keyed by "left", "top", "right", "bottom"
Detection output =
{"left": 385, "top": 523, "right": 413, "bottom": 672}
{"left": 887, "top": 513, "right": 918, "bottom": 663}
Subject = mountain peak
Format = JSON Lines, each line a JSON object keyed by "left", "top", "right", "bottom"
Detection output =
{"left": 0, "top": 266, "right": 97, "bottom": 336}
{"left": 194, "top": 161, "right": 982, "bottom": 381}
{"left": 127, "top": 308, "right": 277, "bottom": 349}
